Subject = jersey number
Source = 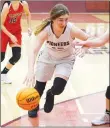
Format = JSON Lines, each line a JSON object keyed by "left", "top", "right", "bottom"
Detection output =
{"left": 9, "top": 17, "right": 17, "bottom": 23}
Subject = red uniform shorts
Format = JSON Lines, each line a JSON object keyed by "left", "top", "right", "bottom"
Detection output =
{"left": 1, "top": 29, "right": 22, "bottom": 52}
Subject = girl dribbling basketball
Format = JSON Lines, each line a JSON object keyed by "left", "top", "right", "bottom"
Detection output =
{"left": 24, "top": 4, "right": 89, "bottom": 117}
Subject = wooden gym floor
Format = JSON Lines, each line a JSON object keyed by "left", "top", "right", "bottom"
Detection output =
{"left": 1, "top": 13, "right": 109, "bottom": 127}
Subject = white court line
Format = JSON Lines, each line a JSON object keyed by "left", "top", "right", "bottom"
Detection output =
{"left": 75, "top": 99, "right": 84, "bottom": 114}
{"left": 68, "top": 80, "right": 105, "bottom": 115}
{"left": 68, "top": 80, "right": 85, "bottom": 114}
{"left": 68, "top": 79, "right": 104, "bottom": 123}
{"left": 75, "top": 98, "right": 105, "bottom": 115}
{"left": 75, "top": 99, "right": 105, "bottom": 115}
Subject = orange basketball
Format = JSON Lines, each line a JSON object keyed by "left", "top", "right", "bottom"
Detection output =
{"left": 16, "top": 87, "right": 40, "bottom": 110}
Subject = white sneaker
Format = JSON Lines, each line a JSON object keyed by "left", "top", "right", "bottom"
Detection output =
{"left": 91, "top": 114, "right": 110, "bottom": 125}
{"left": 1, "top": 74, "right": 12, "bottom": 84}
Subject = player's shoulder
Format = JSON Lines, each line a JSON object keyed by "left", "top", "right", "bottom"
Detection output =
{"left": 67, "top": 22, "right": 75, "bottom": 31}
{"left": 2, "top": 1, "right": 10, "bottom": 12}
{"left": 3, "top": 1, "right": 10, "bottom": 8}
{"left": 67, "top": 22, "right": 74, "bottom": 27}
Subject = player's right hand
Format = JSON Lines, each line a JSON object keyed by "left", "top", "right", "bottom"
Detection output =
{"left": 10, "top": 35, "right": 18, "bottom": 44}
{"left": 23, "top": 72, "right": 36, "bottom": 87}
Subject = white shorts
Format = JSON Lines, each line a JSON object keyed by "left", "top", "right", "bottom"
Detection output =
{"left": 35, "top": 49, "right": 75, "bottom": 82}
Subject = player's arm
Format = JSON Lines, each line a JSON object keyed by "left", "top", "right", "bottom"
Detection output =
{"left": 76, "top": 29, "right": 109, "bottom": 47}
{"left": 1, "top": 3, "right": 12, "bottom": 38}
{"left": 24, "top": 30, "right": 48, "bottom": 86}
{"left": 70, "top": 24, "right": 90, "bottom": 41}
{"left": 22, "top": 1, "right": 31, "bottom": 30}
{"left": 90, "top": 29, "right": 109, "bottom": 47}
{"left": 28, "top": 31, "right": 48, "bottom": 73}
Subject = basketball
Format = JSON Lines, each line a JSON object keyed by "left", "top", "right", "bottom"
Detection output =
{"left": 16, "top": 87, "right": 40, "bottom": 110}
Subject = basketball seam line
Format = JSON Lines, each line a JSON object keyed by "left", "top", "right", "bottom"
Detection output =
{"left": 18, "top": 92, "right": 39, "bottom": 102}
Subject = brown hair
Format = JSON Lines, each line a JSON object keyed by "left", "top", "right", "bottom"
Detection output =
{"left": 34, "top": 4, "right": 69, "bottom": 35}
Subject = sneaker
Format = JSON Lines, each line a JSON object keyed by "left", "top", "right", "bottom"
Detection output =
{"left": 1, "top": 74, "right": 12, "bottom": 84}
{"left": 44, "top": 89, "right": 54, "bottom": 113}
{"left": 91, "top": 114, "right": 110, "bottom": 125}
{"left": 28, "top": 106, "right": 39, "bottom": 118}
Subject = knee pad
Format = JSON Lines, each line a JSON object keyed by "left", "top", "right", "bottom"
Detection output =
{"left": 1, "top": 52, "right": 5, "bottom": 62}
{"left": 34, "top": 81, "right": 46, "bottom": 97}
{"left": 51, "top": 77, "right": 67, "bottom": 95}
{"left": 9, "top": 47, "right": 21, "bottom": 65}
{"left": 106, "top": 85, "right": 110, "bottom": 99}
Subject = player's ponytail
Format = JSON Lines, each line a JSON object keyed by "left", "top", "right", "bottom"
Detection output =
{"left": 34, "top": 18, "right": 51, "bottom": 35}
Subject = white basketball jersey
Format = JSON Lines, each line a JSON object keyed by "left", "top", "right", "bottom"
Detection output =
{"left": 44, "top": 22, "right": 75, "bottom": 59}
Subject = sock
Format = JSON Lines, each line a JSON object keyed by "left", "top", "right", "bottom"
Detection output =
{"left": 1, "top": 67, "right": 9, "bottom": 74}
{"left": 106, "top": 109, "right": 110, "bottom": 115}
{"left": 34, "top": 81, "right": 46, "bottom": 97}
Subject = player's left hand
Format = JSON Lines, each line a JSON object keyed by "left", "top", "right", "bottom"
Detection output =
{"left": 28, "top": 28, "right": 32, "bottom": 36}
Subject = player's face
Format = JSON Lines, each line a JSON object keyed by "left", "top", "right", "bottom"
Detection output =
{"left": 54, "top": 14, "right": 69, "bottom": 29}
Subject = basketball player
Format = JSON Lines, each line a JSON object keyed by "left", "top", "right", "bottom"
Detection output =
{"left": 24, "top": 4, "right": 89, "bottom": 117}
{"left": 75, "top": 29, "right": 110, "bottom": 125}
{"left": 1, "top": 1, "right": 31, "bottom": 84}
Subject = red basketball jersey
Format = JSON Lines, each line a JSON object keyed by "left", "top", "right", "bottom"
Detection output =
{"left": 4, "top": 2, "right": 24, "bottom": 32}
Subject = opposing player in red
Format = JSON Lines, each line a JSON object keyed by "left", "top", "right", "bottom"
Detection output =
{"left": 1, "top": 1, "right": 31, "bottom": 84}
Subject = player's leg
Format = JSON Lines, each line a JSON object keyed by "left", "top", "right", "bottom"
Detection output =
{"left": 28, "top": 62, "right": 55, "bottom": 117}
{"left": 1, "top": 31, "right": 9, "bottom": 83}
{"left": 106, "top": 86, "right": 110, "bottom": 115}
{"left": 44, "top": 61, "right": 75, "bottom": 113}
{"left": 1, "top": 31, "right": 9, "bottom": 62}
{"left": 1, "top": 46, "right": 21, "bottom": 84}
{"left": 92, "top": 85, "right": 110, "bottom": 125}
{"left": 44, "top": 77, "right": 67, "bottom": 113}
{"left": 1, "top": 31, "right": 21, "bottom": 84}
{"left": 28, "top": 81, "right": 47, "bottom": 117}
{"left": 1, "top": 52, "right": 5, "bottom": 62}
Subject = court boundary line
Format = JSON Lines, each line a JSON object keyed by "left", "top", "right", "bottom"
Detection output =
{"left": 1, "top": 90, "right": 105, "bottom": 127}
